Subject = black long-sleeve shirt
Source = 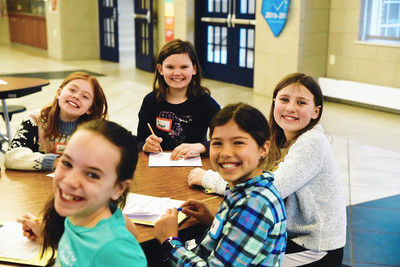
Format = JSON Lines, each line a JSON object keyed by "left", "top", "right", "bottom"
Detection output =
{"left": 137, "top": 92, "right": 220, "bottom": 151}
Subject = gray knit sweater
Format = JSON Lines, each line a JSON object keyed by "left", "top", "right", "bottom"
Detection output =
{"left": 202, "top": 124, "right": 347, "bottom": 251}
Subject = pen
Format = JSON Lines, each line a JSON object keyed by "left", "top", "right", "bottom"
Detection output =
{"left": 177, "top": 196, "right": 219, "bottom": 211}
{"left": 147, "top": 123, "right": 163, "bottom": 152}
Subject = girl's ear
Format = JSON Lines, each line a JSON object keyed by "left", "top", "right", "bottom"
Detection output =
{"left": 85, "top": 108, "right": 92, "bottom": 115}
{"left": 312, "top": 105, "right": 321, "bottom": 119}
{"left": 156, "top": 63, "right": 163, "bottom": 75}
{"left": 260, "top": 140, "right": 270, "bottom": 160}
{"left": 56, "top": 88, "right": 62, "bottom": 99}
{"left": 192, "top": 64, "right": 197, "bottom": 75}
{"left": 111, "top": 180, "right": 131, "bottom": 201}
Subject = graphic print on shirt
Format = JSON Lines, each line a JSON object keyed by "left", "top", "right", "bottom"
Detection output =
{"left": 57, "top": 239, "right": 77, "bottom": 266}
{"left": 156, "top": 111, "right": 192, "bottom": 146}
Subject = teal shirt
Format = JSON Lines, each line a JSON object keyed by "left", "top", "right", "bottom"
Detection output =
{"left": 56, "top": 207, "right": 147, "bottom": 267}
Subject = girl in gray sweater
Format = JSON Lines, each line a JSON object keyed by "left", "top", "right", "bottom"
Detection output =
{"left": 187, "top": 73, "right": 346, "bottom": 266}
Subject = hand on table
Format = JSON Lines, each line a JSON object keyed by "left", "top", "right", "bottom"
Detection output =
{"left": 187, "top": 167, "right": 206, "bottom": 187}
{"left": 170, "top": 143, "right": 206, "bottom": 160}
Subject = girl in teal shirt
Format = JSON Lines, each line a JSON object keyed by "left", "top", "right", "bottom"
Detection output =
{"left": 19, "top": 120, "right": 147, "bottom": 266}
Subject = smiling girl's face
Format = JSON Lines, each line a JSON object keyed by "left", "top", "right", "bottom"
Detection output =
{"left": 56, "top": 79, "right": 94, "bottom": 122}
{"left": 157, "top": 53, "right": 197, "bottom": 94}
{"left": 53, "top": 129, "right": 129, "bottom": 227}
{"left": 273, "top": 83, "right": 321, "bottom": 141}
{"left": 210, "top": 119, "right": 269, "bottom": 187}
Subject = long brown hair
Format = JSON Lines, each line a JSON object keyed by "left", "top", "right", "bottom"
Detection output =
{"left": 153, "top": 39, "right": 210, "bottom": 102}
{"left": 39, "top": 72, "right": 108, "bottom": 137}
{"left": 265, "top": 73, "right": 323, "bottom": 171}
{"left": 40, "top": 120, "right": 139, "bottom": 265}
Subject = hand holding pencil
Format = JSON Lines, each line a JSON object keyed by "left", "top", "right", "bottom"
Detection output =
{"left": 154, "top": 196, "right": 220, "bottom": 243}
{"left": 144, "top": 123, "right": 163, "bottom": 153}
{"left": 178, "top": 196, "right": 219, "bottom": 226}
{"left": 16, "top": 213, "right": 44, "bottom": 243}
{"left": 177, "top": 196, "right": 219, "bottom": 211}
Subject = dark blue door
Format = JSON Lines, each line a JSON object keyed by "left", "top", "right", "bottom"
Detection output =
{"left": 99, "top": 0, "right": 119, "bottom": 62}
{"left": 134, "top": 0, "right": 155, "bottom": 72}
{"left": 196, "top": 0, "right": 255, "bottom": 88}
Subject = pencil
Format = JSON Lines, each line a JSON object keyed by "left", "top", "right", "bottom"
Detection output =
{"left": 177, "top": 196, "right": 219, "bottom": 211}
{"left": 147, "top": 123, "right": 163, "bottom": 152}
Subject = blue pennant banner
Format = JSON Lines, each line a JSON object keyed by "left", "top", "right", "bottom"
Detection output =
{"left": 261, "top": 0, "right": 290, "bottom": 37}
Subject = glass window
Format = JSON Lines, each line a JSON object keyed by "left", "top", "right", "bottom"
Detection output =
{"left": 240, "top": 0, "right": 248, "bottom": 14}
{"left": 239, "top": 0, "right": 255, "bottom": 14}
{"left": 207, "top": 25, "right": 228, "bottom": 64}
{"left": 360, "top": 0, "right": 400, "bottom": 44}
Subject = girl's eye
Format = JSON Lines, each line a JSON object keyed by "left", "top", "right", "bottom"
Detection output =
{"left": 87, "top": 172, "right": 100, "bottom": 179}
{"left": 298, "top": 100, "right": 307, "bottom": 105}
{"left": 278, "top": 97, "right": 289, "bottom": 103}
{"left": 166, "top": 66, "right": 174, "bottom": 69}
{"left": 234, "top": 141, "right": 244, "bottom": 145}
{"left": 61, "top": 160, "right": 72, "bottom": 168}
{"left": 69, "top": 88, "right": 76, "bottom": 92}
{"left": 83, "top": 95, "right": 89, "bottom": 99}
{"left": 211, "top": 141, "right": 222, "bottom": 146}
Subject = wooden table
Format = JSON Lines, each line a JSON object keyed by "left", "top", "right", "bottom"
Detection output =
{"left": 0, "top": 77, "right": 49, "bottom": 141}
{"left": 0, "top": 152, "right": 222, "bottom": 266}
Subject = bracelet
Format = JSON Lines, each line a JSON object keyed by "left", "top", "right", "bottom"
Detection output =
{"left": 162, "top": 236, "right": 182, "bottom": 245}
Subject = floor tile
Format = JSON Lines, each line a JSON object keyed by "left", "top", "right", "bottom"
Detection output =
{"left": 349, "top": 141, "right": 400, "bottom": 159}
{"left": 352, "top": 229, "right": 400, "bottom": 266}
{"left": 351, "top": 205, "right": 400, "bottom": 233}
{"left": 349, "top": 159, "right": 400, "bottom": 189}
{"left": 358, "top": 194, "right": 400, "bottom": 209}
{"left": 350, "top": 185, "right": 400, "bottom": 206}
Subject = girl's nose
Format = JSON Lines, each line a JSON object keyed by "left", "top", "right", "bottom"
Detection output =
{"left": 62, "top": 171, "right": 80, "bottom": 188}
{"left": 285, "top": 101, "right": 296, "bottom": 112}
{"left": 72, "top": 92, "right": 79, "bottom": 100}
{"left": 220, "top": 145, "right": 233, "bottom": 157}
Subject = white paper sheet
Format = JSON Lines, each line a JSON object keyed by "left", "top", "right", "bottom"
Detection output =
{"left": 0, "top": 222, "right": 40, "bottom": 260}
{"left": 0, "top": 79, "right": 8, "bottom": 85}
{"left": 148, "top": 152, "right": 202, "bottom": 167}
{"left": 123, "top": 193, "right": 186, "bottom": 225}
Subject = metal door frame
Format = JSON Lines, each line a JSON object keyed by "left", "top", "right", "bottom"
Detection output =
{"left": 134, "top": 0, "right": 157, "bottom": 72}
{"left": 99, "top": 0, "right": 119, "bottom": 62}
{"left": 195, "top": 0, "right": 256, "bottom": 88}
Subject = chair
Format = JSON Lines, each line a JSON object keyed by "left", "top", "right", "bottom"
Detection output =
{"left": 0, "top": 105, "right": 26, "bottom": 153}
{"left": 0, "top": 105, "right": 26, "bottom": 121}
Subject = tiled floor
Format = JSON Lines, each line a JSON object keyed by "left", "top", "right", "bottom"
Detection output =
{"left": 1, "top": 44, "right": 400, "bottom": 266}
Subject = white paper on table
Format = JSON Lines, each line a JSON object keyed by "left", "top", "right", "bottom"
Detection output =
{"left": 123, "top": 193, "right": 186, "bottom": 225}
{"left": 148, "top": 152, "right": 202, "bottom": 167}
{"left": 0, "top": 222, "right": 40, "bottom": 260}
{"left": 0, "top": 79, "right": 8, "bottom": 85}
